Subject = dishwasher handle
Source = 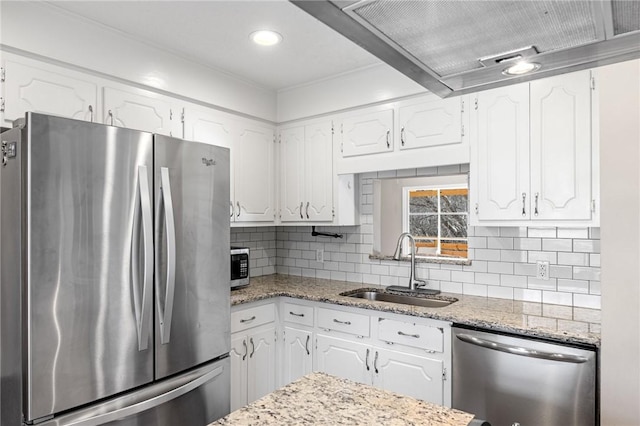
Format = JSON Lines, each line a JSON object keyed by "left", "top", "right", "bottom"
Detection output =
{"left": 455, "top": 333, "right": 589, "bottom": 364}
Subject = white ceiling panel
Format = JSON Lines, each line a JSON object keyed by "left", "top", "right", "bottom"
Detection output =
{"left": 47, "top": 0, "right": 380, "bottom": 90}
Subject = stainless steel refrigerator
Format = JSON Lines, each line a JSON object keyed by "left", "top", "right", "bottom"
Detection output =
{"left": 1, "top": 113, "right": 231, "bottom": 425}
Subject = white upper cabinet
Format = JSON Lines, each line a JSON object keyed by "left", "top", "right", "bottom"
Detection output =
{"left": 530, "top": 71, "right": 593, "bottom": 221}
{"left": 398, "top": 96, "right": 463, "bottom": 150}
{"left": 183, "top": 106, "right": 233, "bottom": 148}
{"left": 335, "top": 94, "right": 469, "bottom": 175}
{"left": 341, "top": 108, "right": 393, "bottom": 157}
{"left": 103, "top": 86, "right": 181, "bottom": 136}
{"left": 473, "top": 83, "right": 530, "bottom": 221}
{"left": 1, "top": 57, "right": 97, "bottom": 126}
{"left": 279, "top": 120, "right": 333, "bottom": 223}
{"left": 233, "top": 121, "right": 276, "bottom": 223}
{"left": 471, "top": 69, "right": 598, "bottom": 226}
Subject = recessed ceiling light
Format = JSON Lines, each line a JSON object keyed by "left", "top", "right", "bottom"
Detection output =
{"left": 502, "top": 61, "right": 541, "bottom": 76}
{"left": 250, "top": 30, "right": 282, "bottom": 47}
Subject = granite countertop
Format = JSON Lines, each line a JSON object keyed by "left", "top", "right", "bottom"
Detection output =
{"left": 232, "top": 274, "right": 601, "bottom": 347}
{"left": 211, "top": 372, "right": 475, "bottom": 426}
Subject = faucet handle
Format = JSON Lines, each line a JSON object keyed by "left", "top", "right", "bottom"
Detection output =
{"left": 413, "top": 279, "right": 427, "bottom": 288}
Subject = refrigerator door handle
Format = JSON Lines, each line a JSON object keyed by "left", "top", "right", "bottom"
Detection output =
{"left": 62, "top": 365, "right": 224, "bottom": 426}
{"left": 157, "top": 167, "right": 177, "bottom": 345}
{"left": 132, "top": 165, "right": 154, "bottom": 351}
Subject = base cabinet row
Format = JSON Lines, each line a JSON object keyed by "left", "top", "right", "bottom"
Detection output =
{"left": 231, "top": 299, "right": 451, "bottom": 411}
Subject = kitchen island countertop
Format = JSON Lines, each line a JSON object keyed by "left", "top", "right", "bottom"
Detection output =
{"left": 211, "top": 372, "right": 475, "bottom": 426}
{"left": 231, "top": 274, "right": 600, "bottom": 347}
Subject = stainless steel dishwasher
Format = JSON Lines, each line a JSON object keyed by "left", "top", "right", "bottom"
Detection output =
{"left": 452, "top": 327, "right": 597, "bottom": 426}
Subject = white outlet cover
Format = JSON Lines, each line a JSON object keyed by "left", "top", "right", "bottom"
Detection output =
{"left": 536, "top": 261, "right": 550, "bottom": 280}
{"left": 316, "top": 249, "right": 324, "bottom": 263}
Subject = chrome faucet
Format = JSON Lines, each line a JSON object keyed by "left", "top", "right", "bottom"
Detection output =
{"left": 391, "top": 232, "right": 427, "bottom": 291}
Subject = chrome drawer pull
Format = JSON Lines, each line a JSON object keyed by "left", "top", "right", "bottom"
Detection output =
{"left": 240, "top": 316, "right": 256, "bottom": 323}
{"left": 333, "top": 319, "right": 352, "bottom": 325}
{"left": 305, "top": 335, "right": 310, "bottom": 355}
{"left": 289, "top": 311, "right": 305, "bottom": 317}
{"left": 365, "top": 348, "right": 370, "bottom": 371}
{"left": 398, "top": 331, "right": 420, "bottom": 339}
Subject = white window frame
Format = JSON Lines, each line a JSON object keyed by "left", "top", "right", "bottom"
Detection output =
{"left": 401, "top": 182, "right": 469, "bottom": 259}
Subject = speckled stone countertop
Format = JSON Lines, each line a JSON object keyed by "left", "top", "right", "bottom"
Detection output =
{"left": 231, "top": 274, "right": 601, "bottom": 347}
{"left": 211, "top": 372, "right": 475, "bottom": 426}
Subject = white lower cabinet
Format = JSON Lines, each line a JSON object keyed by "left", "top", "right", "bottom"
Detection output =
{"left": 230, "top": 303, "right": 278, "bottom": 411}
{"left": 282, "top": 326, "right": 313, "bottom": 384}
{"left": 315, "top": 335, "right": 371, "bottom": 385}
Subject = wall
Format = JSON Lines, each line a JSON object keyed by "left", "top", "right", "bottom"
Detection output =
{"left": 231, "top": 227, "right": 277, "bottom": 277}
{"left": 600, "top": 59, "right": 640, "bottom": 425}
{"left": 0, "top": 1, "right": 277, "bottom": 122}
{"left": 272, "top": 165, "right": 601, "bottom": 312}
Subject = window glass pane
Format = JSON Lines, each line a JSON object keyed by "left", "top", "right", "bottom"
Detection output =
{"left": 441, "top": 188, "right": 468, "bottom": 212}
{"left": 410, "top": 214, "right": 438, "bottom": 237}
{"left": 441, "top": 239, "right": 468, "bottom": 258}
{"left": 441, "top": 214, "right": 467, "bottom": 238}
{"left": 409, "top": 190, "right": 437, "bottom": 213}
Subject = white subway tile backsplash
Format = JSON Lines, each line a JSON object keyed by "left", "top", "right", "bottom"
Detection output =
{"left": 474, "top": 249, "right": 501, "bottom": 261}
{"left": 475, "top": 273, "right": 501, "bottom": 286}
{"left": 440, "top": 281, "right": 463, "bottom": 293}
{"left": 573, "top": 266, "right": 601, "bottom": 281}
{"left": 500, "top": 250, "right": 527, "bottom": 263}
{"left": 542, "top": 239, "right": 573, "bottom": 252}
{"left": 487, "top": 237, "right": 514, "bottom": 250}
{"left": 542, "top": 291, "right": 573, "bottom": 306}
{"left": 528, "top": 251, "right": 557, "bottom": 264}
{"left": 549, "top": 265, "right": 573, "bottom": 279}
{"left": 514, "top": 263, "right": 537, "bottom": 276}
{"left": 573, "top": 239, "right": 601, "bottom": 253}
{"left": 501, "top": 274, "right": 528, "bottom": 288}
{"left": 557, "top": 228, "right": 589, "bottom": 239}
{"left": 514, "top": 238, "right": 542, "bottom": 251}
{"left": 528, "top": 228, "right": 557, "bottom": 238}
{"left": 488, "top": 261, "right": 514, "bottom": 274}
{"left": 589, "top": 254, "right": 601, "bottom": 267}
{"left": 451, "top": 271, "right": 476, "bottom": 283}
{"left": 463, "top": 283, "right": 488, "bottom": 297}
{"left": 574, "top": 294, "right": 601, "bottom": 309}
{"left": 514, "top": 288, "right": 542, "bottom": 303}
{"left": 488, "top": 286, "right": 514, "bottom": 300}
{"left": 527, "top": 277, "right": 558, "bottom": 291}
{"left": 557, "top": 279, "right": 589, "bottom": 294}
{"left": 499, "top": 227, "right": 528, "bottom": 237}
{"left": 557, "top": 252, "right": 589, "bottom": 266}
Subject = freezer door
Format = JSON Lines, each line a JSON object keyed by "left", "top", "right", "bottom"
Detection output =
{"left": 25, "top": 114, "right": 155, "bottom": 422}
{"left": 154, "top": 135, "right": 231, "bottom": 379}
{"left": 37, "top": 357, "right": 230, "bottom": 426}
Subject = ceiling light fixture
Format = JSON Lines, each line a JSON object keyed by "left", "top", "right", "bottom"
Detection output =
{"left": 250, "top": 30, "right": 282, "bottom": 47}
{"left": 502, "top": 61, "right": 541, "bottom": 76}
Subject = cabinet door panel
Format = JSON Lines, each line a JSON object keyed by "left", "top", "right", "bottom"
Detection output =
{"left": 103, "top": 86, "right": 177, "bottom": 136}
{"left": 374, "top": 348, "right": 444, "bottom": 405}
{"left": 530, "top": 70, "right": 593, "bottom": 220}
{"left": 399, "top": 97, "right": 462, "bottom": 150}
{"left": 279, "top": 126, "right": 305, "bottom": 222}
{"left": 4, "top": 59, "right": 97, "bottom": 124}
{"left": 304, "top": 122, "right": 333, "bottom": 221}
{"left": 315, "top": 334, "right": 370, "bottom": 385}
{"left": 234, "top": 123, "right": 275, "bottom": 222}
{"left": 341, "top": 109, "right": 393, "bottom": 157}
{"left": 282, "top": 327, "right": 313, "bottom": 385}
{"left": 247, "top": 327, "right": 277, "bottom": 404}
{"left": 475, "top": 83, "right": 530, "bottom": 220}
{"left": 184, "top": 107, "right": 233, "bottom": 148}
{"left": 230, "top": 335, "right": 248, "bottom": 412}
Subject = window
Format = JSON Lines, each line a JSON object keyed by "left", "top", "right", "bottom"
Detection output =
{"left": 402, "top": 184, "right": 468, "bottom": 258}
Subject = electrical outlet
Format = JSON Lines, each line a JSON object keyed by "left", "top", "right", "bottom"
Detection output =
{"left": 536, "top": 261, "right": 550, "bottom": 280}
{"left": 316, "top": 249, "right": 324, "bottom": 263}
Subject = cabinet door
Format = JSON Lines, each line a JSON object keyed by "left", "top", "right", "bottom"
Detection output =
{"left": 230, "top": 334, "right": 248, "bottom": 412}
{"left": 398, "top": 96, "right": 463, "bottom": 150}
{"left": 315, "top": 334, "right": 370, "bottom": 385}
{"left": 3, "top": 59, "right": 97, "bottom": 125}
{"left": 373, "top": 348, "right": 444, "bottom": 405}
{"left": 341, "top": 108, "right": 393, "bottom": 157}
{"left": 234, "top": 122, "right": 275, "bottom": 222}
{"left": 282, "top": 326, "right": 313, "bottom": 385}
{"left": 279, "top": 126, "right": 305, "bottom": 222}
{"left": 304, "top": 121, "right": 333, "bottom": 221}
{"left": 247, "top": 327, "right": 277, "bottom": 404}
{"left": 103, "top": 86, "right": 179, "bottom": 136}
{"left": 530, "top": 70, "right": 593, "bottom": 221}
{"left": 474, "top": 83, "right": 530, "bottom": 221}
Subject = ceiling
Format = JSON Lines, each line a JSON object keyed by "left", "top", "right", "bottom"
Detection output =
{"left": 47, "top": 0, "right": 381, "bottom": 91}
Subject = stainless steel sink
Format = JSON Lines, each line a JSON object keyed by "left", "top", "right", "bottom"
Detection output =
{"left": 341, "top": 290, "right": 456, "bottom": 308}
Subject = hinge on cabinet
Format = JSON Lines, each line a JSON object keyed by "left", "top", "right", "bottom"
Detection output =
{"left": 461, "top": 124, "right": 465, "bottom": 137}
{"left": 474, "top": 98, "right": 478, "bottom": 110}
{"left": 332, "top": 207, "right": 335, "bottom": 218}
{"left": 181, "top": 108, "right": 185, "bottom": 124}
{"left": 591, "top": 77, "right": 596, "bottom": 91}
{"left": 340, "top": 142, "right": 343, "bottom": 153}
{"left": 474, "top": 203, "right": 479, "bottom": 215}
{"left": 443, "top": 367, "right": 447, "bottom": 381}
{"left": 461, "top": 99, "right": 464, "bottom": 113}
{"left": 592, "top": 199, "right": 596, "bottom": 213}
{"left": 0, "top": 67, "right": 5, "bottom": 82}
{"left": 169, "top": 109, "right": 173, "bottom": 120}
{"left": 331, "top": 122, "right": 334, "bottom": 135}
{"left": 0, "top": 97, "right": 4, "bottom": 113}
{"left": 340, "top": 123, "right": 343, "bottom": 134}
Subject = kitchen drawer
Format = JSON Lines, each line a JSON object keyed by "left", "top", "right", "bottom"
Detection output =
{"left": 282, "top": 302, "right": 314, "bottom": 327}
{"left": 317, "top": 307, "right": 369, "bottom": 337}
{"left": 377, "top": 318, "right": 444, "bottom": 353}
{"left": 231, "top": 303, "right": 275, "bottom": 333}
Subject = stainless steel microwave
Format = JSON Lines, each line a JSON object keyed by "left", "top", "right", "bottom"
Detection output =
{"left": 230, "top": 247, "right": 249, "bottom": 289}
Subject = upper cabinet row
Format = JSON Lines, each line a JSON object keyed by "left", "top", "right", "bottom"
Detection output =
{"left": 470, "top": 69, "right": 599, "bottom": 227}
{"left": 335, "top": 94, "right": 469, "bottom": 174}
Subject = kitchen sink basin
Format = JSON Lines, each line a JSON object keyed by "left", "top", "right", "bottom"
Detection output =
{"left": 341, "top": 289, "right": 457, "bottom": 308}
